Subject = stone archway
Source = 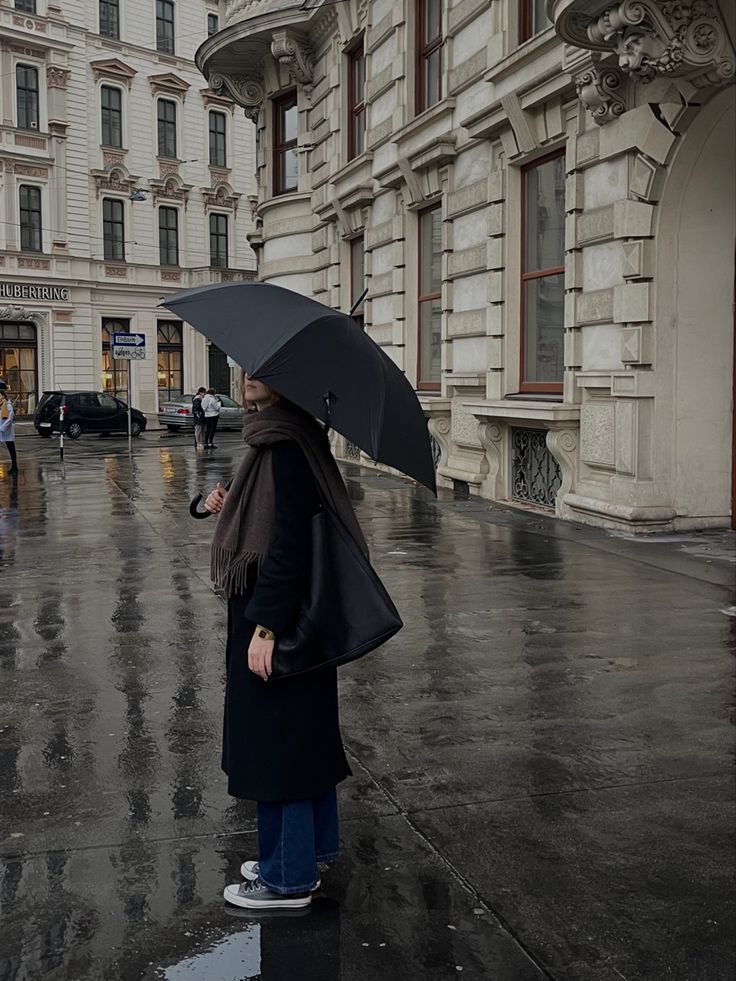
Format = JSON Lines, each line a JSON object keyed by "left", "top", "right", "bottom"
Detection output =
{"left": 655, "top": 86, "right": 736, "bottom": 526}
{"left": 0, "top": 304, "right": 50, "bottom": 415}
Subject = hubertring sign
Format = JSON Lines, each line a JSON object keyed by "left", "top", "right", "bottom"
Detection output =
{"left": 0, "top": 282, "right": 70, "bottom": 302}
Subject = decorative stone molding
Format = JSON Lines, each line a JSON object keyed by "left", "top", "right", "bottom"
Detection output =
{"left": 0, "top": 305, "right": 37, "bottom": 321}
{"left": 12, "top": 14, "right": 46, "bottom": 32}
{"left": 148, "top": 72, "right": 191, "bottom": 100}
{"left": 202, "top": 182, "right": 241, "bottom": 213}
{"left": 18, "top": 257, "right": 51, "bottom": 270}
{"left": 48, "top": 120, "right": 69, "bottom": 139}
{"left": 14, "top": 164, "right": 49, "bottom": 178}
{"left": 555, "top": 0, "right": 735, "bottom": 91}
{"left": 161, "top": 269, "right": 182, "bottom": 282}
{"left": 92, "top": 166, "right": 138, "bottom": 198}
{"left": 158, "top": 158, "right": 180, "bottom": 178}
{"left": 210, "top": 72, "right": 265, "bottom": 122}
{"left": 102, "top": 150, "right": 126, "bottom": 167}
{"left": 200, "top": 87, "right": 236, "bottom": 111}
{"left": 575, "top": 63, "right": 628, "bottom": 124}
{"left": 271, "top": 30, "right": 313, "bottom": 86}
{"left": 150, "top": 174, "right": 192, "bottom": 207}
{"left": 46, "top": 65, "right": 70, "bottom": 90}
{"left": 546, "top": 427, "right": 579, "bottom": 516}
{"left": 105, "top": 265, "right": 128, "bottom": 278}
{"left": 477, "top": 421, "right": 506, "bottom": 500}
{"left": 90, "top": 58, "right": 137, "bottom": 89}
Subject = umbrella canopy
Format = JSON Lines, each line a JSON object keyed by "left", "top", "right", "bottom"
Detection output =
{"left": 161, "top": 281, "right": 437, "bottom": 493}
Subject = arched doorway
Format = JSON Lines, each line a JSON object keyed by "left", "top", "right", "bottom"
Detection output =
{"left": 656, "top": 86, "right": 736, "bottom": 528}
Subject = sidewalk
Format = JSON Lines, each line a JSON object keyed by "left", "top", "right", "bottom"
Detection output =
{"left": 0, "top": 436, "right": 734, "bottom": 980}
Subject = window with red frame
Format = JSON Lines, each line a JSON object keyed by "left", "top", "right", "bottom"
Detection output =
{"left": 519, "top": 0, "right": 550, "bottom": 43}
{"left": 347, "top": 43, "right": 366, "bottom": 161}
{"left": 520, "top": 152, "right": 566, "bottom": 393}
{"left": 418, "top": 205, "right": 442, "bottom": 389}
{"left": 416, "top": 0, "right": 442, "bottom": 114}
{"left": 273, "top": 91, "right": 298, "bottom": 196}
{"left": 350, "top": 236, "right": 365, "bottom": 328}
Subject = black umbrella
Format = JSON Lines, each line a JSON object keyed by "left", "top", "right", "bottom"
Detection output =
{"left": 160, "top": 281, "right": 437, "bottom": 493}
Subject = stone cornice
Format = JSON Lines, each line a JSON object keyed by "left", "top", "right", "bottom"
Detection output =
{"left": 550, "top": 0, "right": 735, "bottom": 91}
{"left": 90, "top": 57, "right": 137, "bottom": 88}
{"left": 148, "top": 72, "right": 191, "bottom": 100}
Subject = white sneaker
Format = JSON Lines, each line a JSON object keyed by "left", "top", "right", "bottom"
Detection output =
{"left": 224, "top": 879, "right": 312, "bottom": 910}
{"left": 240, "top": 860, "right": 322, "bottom": 890}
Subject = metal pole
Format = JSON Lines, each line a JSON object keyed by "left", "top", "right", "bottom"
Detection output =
{"left": 127, "top": 361, "right": 132, "bottom": 456}
{"left": 59, "top": 397, "right": 65, "bottom": 462}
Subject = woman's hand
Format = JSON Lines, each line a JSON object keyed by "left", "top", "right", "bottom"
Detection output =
{"left": 248, "top": 631, "right": 275, "bottom": 681}
{"left": 204, "top": 482, "right": 228, "bottom": 514}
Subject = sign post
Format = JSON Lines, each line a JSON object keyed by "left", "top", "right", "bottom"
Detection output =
{"left": 112, "top": 332, "right": 146, "bottom": 455}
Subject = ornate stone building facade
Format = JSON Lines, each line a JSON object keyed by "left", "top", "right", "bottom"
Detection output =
{"left": 198, "top": 0, "right": 735, "bottom": 530}
{"left": 0, "top": 0, "right": 256, "bottom": 418}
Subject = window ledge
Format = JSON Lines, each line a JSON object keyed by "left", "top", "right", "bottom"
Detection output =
{"left": 466, "top": 399, "right": 580, "bottom": 425}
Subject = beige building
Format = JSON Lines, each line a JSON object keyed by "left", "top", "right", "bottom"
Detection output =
{"left": 198, "top": 0, "right": 735, "bottom": 531}
{"left": 0, "top": 0, "right": 256, "bottom": 420}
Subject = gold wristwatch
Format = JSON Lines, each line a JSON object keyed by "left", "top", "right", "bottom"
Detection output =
{"left": 256, "top": 625, "right": 276, "bottom": 641}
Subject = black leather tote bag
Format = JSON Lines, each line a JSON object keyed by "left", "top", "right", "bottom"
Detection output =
{"left": 270, "top": 507, "right": 403, "bottom": 681}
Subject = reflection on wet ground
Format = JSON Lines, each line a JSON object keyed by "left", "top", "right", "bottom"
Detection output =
{"left": 0, "top": 433, "right": 734, "bottom": 980}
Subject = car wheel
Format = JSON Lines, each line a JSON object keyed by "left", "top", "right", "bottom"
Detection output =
{"left": 66, "top": 422, "right": 83, "bottom": 440}
{"left": 131, "top": 421, "right": 142, "bottom": 438}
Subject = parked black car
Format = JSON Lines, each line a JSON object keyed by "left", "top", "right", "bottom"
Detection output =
{"left": 34, "top": 391, "right": 148, "bottom": 439}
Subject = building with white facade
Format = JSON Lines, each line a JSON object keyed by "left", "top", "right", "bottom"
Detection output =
{"left": 198, "top": 0, "right": 735, "bottom": 531}
{"left": 0, "top": 0, "right": 256, "bottom": 420}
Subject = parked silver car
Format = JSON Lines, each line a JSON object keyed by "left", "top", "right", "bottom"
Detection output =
{"left": 158, "top": 393, "right": 243, "bottom": 432}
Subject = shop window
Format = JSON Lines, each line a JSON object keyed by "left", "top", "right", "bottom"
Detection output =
{"left": 0, "top": 323, "right": 37, "bottom": 416}
{"left": 101, "top": 319, "right": 129, "bottom": 398}
{"left": 418, "top": 205, "right": 442, "bottom": 390}
{"left": 519, "top": 0, "right": 550, "bottom": 43}
{"left": 158, "top": 206, "right": 179, "bottom": 266}
{"left": 209, "top": 213, "right": 228, "bottom": 268}
{"left": 101, "top": 85, "right": 123, "bottom": 148}
{"left": 350, "top": 236, "right": 365, "bottom": 329}
{"left": 157, "top": 99, "right": 177, "bottom": 159}
{"left": 100, "top": 0, "right": 120, "bottom": 38}
{"left": 16, "top": 65, "right": 39, "bottom": 131}
{"left": 273, "top": 91, "right": 298, "bottom": 196}
{"left": 416, "top": 0, "right": 442, "bottom": 114}
{"left": 102, "top": 198, "right": 125, "bottom": 261}
{"left": 347, "top": 43, "right": 365, "bottom": 161}
{"left": 520, "top": 152, "right": 565, "bottom": 393}
{"left": 156, "top": 0, "right": 175, "bottom": 54}
{"left": 209, "top": 111, "right": 227, "bottom": 168}
{"left": 207, "top": 12, "right": 218, "bottom": 36}
{"left": 19, "top": 185, "right": 42, "bottom": 253}
{"left": 157, "top": 320, "right": 183, "bottom": 403}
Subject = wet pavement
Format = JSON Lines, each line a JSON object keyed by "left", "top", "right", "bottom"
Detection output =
{"left": 0, "top": 432, "right": 734, "bottom": 981}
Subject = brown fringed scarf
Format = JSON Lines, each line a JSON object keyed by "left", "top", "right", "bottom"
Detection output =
{"left": 211, "top": 401, "right": 368, "bottom": 596}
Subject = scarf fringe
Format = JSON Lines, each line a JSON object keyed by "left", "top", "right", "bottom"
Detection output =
{"left": 211, "top": 545, "right": 264, "bottom": 598}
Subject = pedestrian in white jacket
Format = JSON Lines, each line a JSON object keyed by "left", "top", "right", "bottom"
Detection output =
{"left": 0, "top": 383, "right": 18, "bottom": 475}
{"left": 202, "top": 389, "right": 222, "bottom": 448}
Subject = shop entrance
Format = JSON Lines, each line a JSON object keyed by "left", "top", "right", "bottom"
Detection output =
{"left": 208, "top": 343, "right": 230, "bottom": 396}
{"left": 0, "top": 322, "right": 38, "bottom": 415}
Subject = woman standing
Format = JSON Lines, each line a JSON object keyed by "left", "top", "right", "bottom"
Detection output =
{"left": 0, "top": 383, "right": 18, "bottom": 476}
{"left": 204, "top": 375, "right": 366, "bottom": 910}
{"left": 202, "top": 388, "right": 222, "bottom": 448}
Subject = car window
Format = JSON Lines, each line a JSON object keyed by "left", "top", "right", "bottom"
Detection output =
{"left": 99, "top": 394, "right": 118, "bottom": 409}
{"left": 78, "top": 394, "right": 98, "bottom": 408}
{"left": 219, "top": 395, "right": 240, "bottom": 408}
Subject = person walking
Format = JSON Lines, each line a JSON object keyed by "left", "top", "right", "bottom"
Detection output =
{"left": 192, "top": 387, "right": 207, "bottom": 448}
{"left": 0, "top": 381, "right": 18, "bottom": 476}
{"left": 203, "top": 374, "right": 367, "bottom": 910}
{"left": 202, "top": 388, "right": 222, "bottom": 448}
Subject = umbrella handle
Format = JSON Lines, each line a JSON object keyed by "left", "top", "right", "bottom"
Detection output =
{"left": 189, "top": 493, "right": 212, "bottom": 519}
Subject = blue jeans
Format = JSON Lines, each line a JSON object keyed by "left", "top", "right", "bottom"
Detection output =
{"left": 257, "top": 788, "right": 339, "bottom": 895}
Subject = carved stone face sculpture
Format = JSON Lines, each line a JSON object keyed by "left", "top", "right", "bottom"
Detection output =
{"left": 614, "top": 27, "right": 666, "bottom": 80}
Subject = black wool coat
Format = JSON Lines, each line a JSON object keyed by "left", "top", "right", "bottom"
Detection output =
{"left": 221, "top": 440, "right": 352, "bottom": 802}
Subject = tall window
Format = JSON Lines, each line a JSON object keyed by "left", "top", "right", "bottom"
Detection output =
{"left": 519, "top": 0, "right": 551, "bottom": 43}
{"left": 209, "top": 111, "right": 227, "bottom": 167}
{"left": 0, "top": 323, "right": 37, "bottom": 416}
{"left": 157, "top": 320, "right": 183, "bottom": 403}
{"left": 103, "top": 198, "right": 125, "bottom": 261}
{"left": 19, "top": 186, "right": 42, "bottom": 253}
{"left": 101, "top": 86, "right": 122, "bottom": 148}
{"left": 416, "top": 0, "right": 442, "bottom": 114}
{"left": 15, "top": 0, "right": 36, "bottom": 12}
{"left": 156, "top": 0, "right": 175, "bottom": 54}
{"left": 347, "top": 43, "right": 366, "bottom": 161}
{"left": 158, "top": 207, "right": 179, "bottom": 266}
{"left": 273, "top": 91, "right": 298, "bottom": 196}
{"left": 157, "top": 99, "right": 177, "bottom": 158}
{"left": 521, "top": 153, "right": 565, "bottom": 392}
{"left": 209, "top": 214, "right": 228, "bottom": 268}
{"left": 418, "top": 205, "right": 442, "bottom": 389}
{"left": 102, "top": 319, "right": 129, "bottom": 397}
{"left": 16, "top": 65, "right": 39, "bottom": 131}
{"left": 350, "top": 237, "right": 365, "bottom": 329}
{"left": 207, "top": 12, "right": 218, "bottom": 36}
{"left": 100, "top": 0, "right": 120, "bottom": 38}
